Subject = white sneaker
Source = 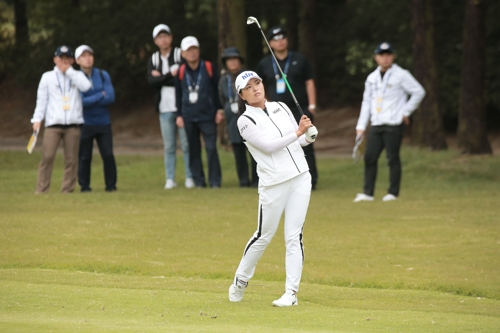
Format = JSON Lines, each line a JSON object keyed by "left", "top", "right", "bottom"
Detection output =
{"left": 353, "top": 193, "right": 374, "bottom": 202}
{"left": 272, "top": 290, "right": 298, "bottom": 307}
{"left": 185, "top": 178, "right": 195, "bottom": 189}
{"left": 228, "top": 278, "right": 247, "bottom": 302}
{"left": 382, "top": 194, "right": 397, "bottom": 201}
{"left": 164, "top": 179, "right": 177, "bottom": 189}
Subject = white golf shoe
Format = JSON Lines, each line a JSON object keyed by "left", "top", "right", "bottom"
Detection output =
{"left": 164, "top": 179, "right": 177, "bottom": 189}
{"left": 382, "top": 194, "right": 397, "bottom": 202}
{"left": 185, "top": 178, "right": 195, "bottom": 189}
{"left": 353, "top": 193, "right": 374, "bottom": 202}
{"left": 272, "top": 290, "right": 298, "bottom": 307}
{"left": 228, "top": 278, "right": 247, "bottom": 302}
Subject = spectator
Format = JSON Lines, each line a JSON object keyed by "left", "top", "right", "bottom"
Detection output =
{"left": 255, "top": 26, "right": 318, "bottom": 190}
{"left": 147, "top": 24, "right": 194, "bottom": 189}
{"left": 175, "top": 36, "right": 223, "bottom": 188}
{"left": 353, "top": 42, "right": 425, "bottom": 202}
{"left": 218, "top": 47, "right": 258, "bottom": 187}
{"left": 31, "top": 45, "right": 91, "bottom": 194}
{"left": 75, "top": 45, "right": 117, "bottom": 192}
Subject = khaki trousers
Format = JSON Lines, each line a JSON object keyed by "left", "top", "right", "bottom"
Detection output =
{"left": 35, "top": 126, "right": 80, "bottom": 194}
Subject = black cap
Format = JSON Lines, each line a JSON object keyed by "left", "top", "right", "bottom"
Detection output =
{"left": 221, "top": 46, "right": 244, "bottom": 64}
{"left": 54, "top": 45, "right": 74, "bottom": 57}
{"left": 374, "top": 42, "right": 394, "bottom": 55}
{"left": 267, "top": 26, "right": 287, "bottom": 40}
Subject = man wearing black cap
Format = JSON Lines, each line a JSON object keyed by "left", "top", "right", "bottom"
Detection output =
{"left": 255, "top": 26, "right": 318, "bottom": 190}
{"left": 353, "top": 42, "right": 425, "bottom": 202}
{"left": 218, "top": 47, "right": 258, "bottom": 187}
{"left": 31, "top": 45, "right": 91, "bottom": 194}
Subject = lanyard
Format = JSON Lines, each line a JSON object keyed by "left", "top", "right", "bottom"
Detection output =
{"left": 185, "top": 61, "right": 204, "bottom": 92}
{"left": 227, "top": 74, "right": 236, "bottom": 102}
{"left": 375, "top": 71, "right": 392, "bottom": 97}
{"left": 55, "top": 72, "right": 71, "bottom": 95}
{"left": 272, "top": 52, "right": 292, "bottom": 80}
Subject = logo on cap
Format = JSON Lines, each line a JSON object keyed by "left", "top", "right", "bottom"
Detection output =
{"left": 380, "top": 43, "right": 389, "bottom": 50}
{"left": 61, "top": 46, "right": 68, "bottom": 52}
{"left": 241, "top": 72, "right": 254, "bottom": 80}
{"left": 273, "top": 28, "right": 280, "bottom": 34}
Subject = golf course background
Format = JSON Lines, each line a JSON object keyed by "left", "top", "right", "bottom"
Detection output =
{"left": 1, "top": 149, "right": 499, "bottom": 332}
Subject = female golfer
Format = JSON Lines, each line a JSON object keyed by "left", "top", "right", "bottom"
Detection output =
{"left": 228, "top": 71, "right": 317, "bottom": 307}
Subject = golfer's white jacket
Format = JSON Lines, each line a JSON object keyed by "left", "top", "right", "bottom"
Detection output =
{"left": 237, "top": 101, "right": 310, "bottom": 187}
{"left": 356, "top": 64, "right": 425, "bottom": 130}
{"left": 31, "top": 66, "right": 91, "bottom": 126}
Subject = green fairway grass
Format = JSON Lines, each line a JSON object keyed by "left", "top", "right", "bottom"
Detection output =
{"left": 0, "top": 148, "right": 499, "bottom": 332}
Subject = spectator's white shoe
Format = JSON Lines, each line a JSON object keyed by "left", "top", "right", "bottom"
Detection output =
{"left": 382, "top": 194, "right": 397, "bottom": 202}
{"left": 353, "top": 193, "right": 374, "bottom": 202}
{"left": 185, "top": 178, "right": 195, "bottom": 189}
{"left": 164, "top": 179, "right": 177, "bottom": 189}
{"left": 272, "top": 290, "right": 298, "bottom": 307}
{"left": 228, "top": 278, "right": 247, "bottom": 302}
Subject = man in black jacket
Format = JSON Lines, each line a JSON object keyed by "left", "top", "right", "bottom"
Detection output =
{"left": 147, "top": 24, "right": 194, "bottom": 189}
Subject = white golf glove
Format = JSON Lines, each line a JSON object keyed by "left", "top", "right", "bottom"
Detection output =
{"left": 305, "top": 126, "right": 318, "bottom": 143}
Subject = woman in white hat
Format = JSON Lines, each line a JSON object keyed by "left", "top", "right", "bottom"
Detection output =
{"left": 228, "top": 71, "right": 317, "bottom": 307}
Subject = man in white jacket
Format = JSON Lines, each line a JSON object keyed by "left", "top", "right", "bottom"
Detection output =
{"left": 31, "top": 45, "right": 91, "bottom": 194}
{"left": 354, "top": 42, "right": 425, "bottom": 202}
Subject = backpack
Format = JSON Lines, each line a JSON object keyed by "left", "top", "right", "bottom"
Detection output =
{"left": 178, "top": 61, "right": 213, "bottom": 81}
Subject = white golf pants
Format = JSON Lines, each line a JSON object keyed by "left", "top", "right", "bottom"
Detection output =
{"left": 235, "top": 172, "right": 311, "bottom": 292}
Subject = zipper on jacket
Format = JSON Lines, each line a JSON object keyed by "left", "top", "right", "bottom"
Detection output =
{"left": 265, "top": 110, "right": 301, "bottom": 173}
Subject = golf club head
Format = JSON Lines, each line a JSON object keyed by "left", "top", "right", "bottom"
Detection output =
{"left": 247, "top": 16, "right": 261, "bottom": 28}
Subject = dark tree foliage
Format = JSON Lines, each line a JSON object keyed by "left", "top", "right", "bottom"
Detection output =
{"left": 0, "top": 0, "right": 498, "bottom": 135}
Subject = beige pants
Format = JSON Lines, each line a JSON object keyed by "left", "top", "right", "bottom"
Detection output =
{"left": 35, "top": 126, "right": 80, "bottom": 194}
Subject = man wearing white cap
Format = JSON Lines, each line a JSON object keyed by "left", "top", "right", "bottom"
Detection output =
{"left": 175, "top": 36, "right": 223, "bottom": 188}
{"left": 147, "top": 24, "right": 194, "bottom": 190}
{"left": 75, "top": 45, "right": 117, "bottom": 192}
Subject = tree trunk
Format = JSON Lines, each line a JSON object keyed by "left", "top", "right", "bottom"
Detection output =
{"left": 13, "top": 0, "right": 29, "bottom": 46}
{"left": 217, "top": 0, "right": 246, "bottom": 147}
{"left": 457, "top": 0, "right": 491, "bottom": 154}
{"left": 410, "top": 0, "right": 447, "bottom": 150}
{"left": 298, "top": 0, "right": 316, "bottom": 74}
{"left": 285, "top": 0, "right": 299, "bottom": 51}
{"left": 217, "top": 0, "right": 247, "bottom": 62}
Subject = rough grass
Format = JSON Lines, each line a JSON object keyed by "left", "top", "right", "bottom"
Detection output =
{"left": 0, "top": 148, "right": 499, "bottom": 332}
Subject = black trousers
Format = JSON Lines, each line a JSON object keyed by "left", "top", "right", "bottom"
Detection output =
{"left": 78, "top": 124, "right": 117, "bottom": 191}
{"left": 291, "top": 107, "right": 318, "bottom": 188}
{"left": 232, "top": 142, "right": 258, "bottom": 187}
{"left": 184, "top": 120, "right": 222, "bottom": 187}
{"left": 363, "top": 124, "right": 405, "bottom": 197}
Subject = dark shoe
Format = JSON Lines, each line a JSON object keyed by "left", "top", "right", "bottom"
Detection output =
{"left": 81, "top": 188, "right": 92, "bottom": 193}
{"left": 105, "top": 187, "right": 117, "bottom": 192}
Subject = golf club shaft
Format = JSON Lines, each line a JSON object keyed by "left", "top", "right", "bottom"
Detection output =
{"left": 256, "top": 27, "right": 305, "bottom": 116}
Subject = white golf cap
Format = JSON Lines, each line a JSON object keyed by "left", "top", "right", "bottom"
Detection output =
{"left": 75, "top": 45, "right": 93, "bottom": 59}
{"left": 180, "top": 36, "right": 200, "bottom": 51}
{"left": 152, "top": 24, "right": 172, "bottom": 38}
{"left": 235, "top": 71, "right": 262, "bottom": 92}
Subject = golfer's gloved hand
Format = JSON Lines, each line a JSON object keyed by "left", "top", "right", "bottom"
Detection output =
{"left": 305, "top": 126, "right": 318, "bottom": 143}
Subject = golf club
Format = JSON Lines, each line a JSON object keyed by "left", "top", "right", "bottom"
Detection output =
{"left": 247, "top": 16, "right": 318, "bottom": 140}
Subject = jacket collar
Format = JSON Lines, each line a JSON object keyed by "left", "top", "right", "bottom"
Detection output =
{"left": 245, "top": 100, "right": 269, "bottom": 113}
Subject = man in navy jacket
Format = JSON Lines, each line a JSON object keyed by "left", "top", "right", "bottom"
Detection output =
{"left": 75, "top": 45, "right": 117, "bottom": 192}
{"left": 175, "top": 36, "right": 223, "bottom": 188}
